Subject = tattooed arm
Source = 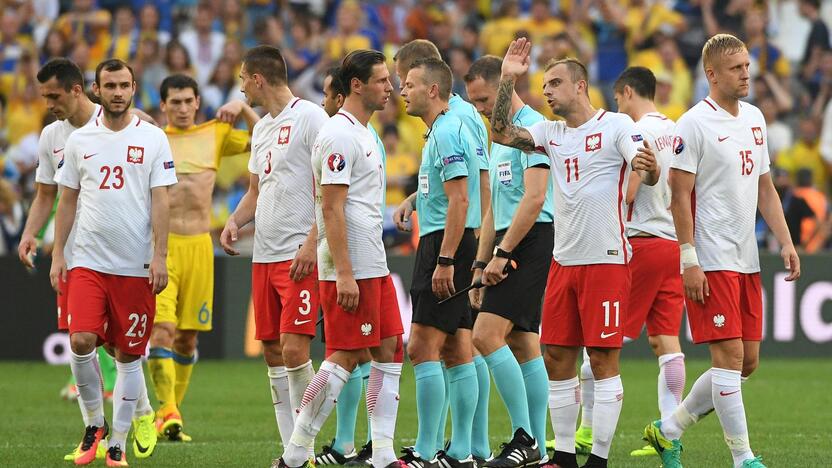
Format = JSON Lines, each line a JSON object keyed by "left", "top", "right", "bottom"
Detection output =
{"left": 491, "top": 38, "right": 539, "bottom": 153}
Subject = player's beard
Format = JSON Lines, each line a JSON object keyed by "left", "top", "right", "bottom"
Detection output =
{"left": 102, "top": 96, "right": 134, "bottom": 119}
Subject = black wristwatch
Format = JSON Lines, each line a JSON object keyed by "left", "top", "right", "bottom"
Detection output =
{"left": 471, "top": 260, "right": 488, "bottom": 271}
{"left": 437, "top": 255, "right": 455, "bottom": 266}
{"left": 493, "top": 246, "right": 512, "bottom": 259}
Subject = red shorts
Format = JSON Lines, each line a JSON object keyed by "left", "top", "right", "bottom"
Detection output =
{"left": 623, "top": 237, "right": 684, "bottom": 339}
{"left": 67, "top": 267, "right": 155, "bottom": 356}
{"left": 541, "top": 261, "right": 630, "bottom": 348}
{"left": 252, "top": 261, "right": 320, "bottom": 341}
{"left": 686, "top": 271, "right": 762, "bottom": 344}
{"left": 324, "top": 275, "right": 405, "bottom": 359}
{"left": 321, "top": 275, "right": 403, "bottom": 351}
{"left": 57, "top": 275, "right": 69, "bottom": 331}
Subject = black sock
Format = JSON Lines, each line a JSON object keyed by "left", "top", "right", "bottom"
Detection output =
{"left": 582, "top": 454, "right": 608, "bottom": 468}
{"left": 552, "top": 450, "right": 579, "bottom": 468}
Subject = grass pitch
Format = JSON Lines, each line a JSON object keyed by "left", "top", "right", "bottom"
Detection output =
{"left": 3, "top": 358, "right": 830, "bottom": 467}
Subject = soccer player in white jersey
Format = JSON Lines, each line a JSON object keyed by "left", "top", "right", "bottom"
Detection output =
{"left": 19, "top": 58, "right": 158, "bottom": 463}
{"left": 219, "top": 45, "right": 328, "bottom": 456}
{"left": 50, "top": 58, "right": 177, "bottom": 467}
{"left": 315, "top": 67, "right": 386, "bottom": 467}
{"left": 642, "top": 34, "right": 800, "bottom": 468}
{"left": 600, "top": 66, "right": 686, "bottom": 458}
{"left": 273, "top": 49, "right": 404, "bottom": 468}
{"left": 488, "top": 39, "right": 659, "bottom": 468}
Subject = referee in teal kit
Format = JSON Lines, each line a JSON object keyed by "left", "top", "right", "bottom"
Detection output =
{"left": 464, "top": 55, "right": 554, "bottom": 468}
{"left": 393, "top": 57, "right": 481, "bottom": 467}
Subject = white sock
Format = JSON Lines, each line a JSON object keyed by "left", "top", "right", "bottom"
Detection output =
{"left": 111, "top": 360, "right": 143, "bottom": 450}
{"left": 579, "top": 351, "right": 594, "bottom": 429}
{"left": 135, "top": 379, "right": 154, "bottom": 417}
{"left": 287, "top": 360, "right": 316, "bottom": 457}
{"left": 591, "top": 375, "right": 623, "bottom": 459}
{"left": 662, "top": 369, "right": 713, "bottom": 440}
{"left": 70, "top": 349, "right": 105, "bottom": 427}
{"left": 268, "top": 366, "right": 294, "bottom": 447}
{"left": 287, "top": 360, "right": 315, "bottom": 418}
{"left": 657, "top": 353, "right": 685, "bottom": 419}
{"left": 283, "top": 361, "right": 351, "bottom": 467}
{"left": 368, "top": 361, "right": 402, "bottom": 467}
{"left": 549, "top": 377, "right": 580, "bottom": 454}
{"left": 711, "top": 368, "right": 754, "bottom": 466}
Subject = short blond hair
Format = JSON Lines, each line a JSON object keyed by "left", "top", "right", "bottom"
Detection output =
{"left": 394, "top": 40, "right": 441, "bottom": 75}
{"left": 702, "top": 34, "right": 747, "bottom": 70}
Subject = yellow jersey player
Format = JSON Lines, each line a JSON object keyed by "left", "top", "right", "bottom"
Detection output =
{"left": 147, "top": 74, "right": 257, "bottom": 441}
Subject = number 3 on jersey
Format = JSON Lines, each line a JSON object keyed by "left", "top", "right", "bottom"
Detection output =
{"left": 739, "top": 150, "right": 754, "bottom": 176}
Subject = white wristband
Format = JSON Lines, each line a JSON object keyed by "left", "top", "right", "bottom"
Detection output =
{"left": 680, "top": 243, "right": 699, "bottom": 270}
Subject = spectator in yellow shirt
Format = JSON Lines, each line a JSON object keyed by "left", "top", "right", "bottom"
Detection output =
{"left": 777, "top": 117, "right": 829, "bottom": 193}
{"left": 744, "top": 7, "right": 790, "bottom": 85}
{"left": 523, "top": 0, "right": 566, "bottom": 46}
{"left": 623, "top": 0, "right": 685, "bottom": 57}
{"left": 53, "top": 0, "right": 111, "bottom": 68}
{"left": 107, "top": 6, "right": 139, "bottom": 62}
{"left": 632, "top": 35, "right": 692, "bottom": 109}
{"left": 325, "top": 0, "right": 372, "bottom": 62}
{"left": 3, "top": 52, "right": 46, "bottom": 146}
{"left": 381, "top": 124, "right": 419, "bottom": 206}
{"left": 479, "top": 0, "right": 524, "bottom": 56}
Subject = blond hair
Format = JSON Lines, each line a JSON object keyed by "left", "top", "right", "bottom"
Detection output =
{"left": 702, "top": 34, "right": 747, "bottom": 70}
{"left": 393, "top": 40, "right": 441, "bottom": 74}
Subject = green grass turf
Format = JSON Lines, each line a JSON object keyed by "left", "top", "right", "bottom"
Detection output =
{"left": 2, "top": 358, "right": 831, "bottom": 467}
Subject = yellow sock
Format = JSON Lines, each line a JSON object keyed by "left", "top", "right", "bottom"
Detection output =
{"left": 148, "top": 347, "right": 177, "bottom": 413}
{"left": 173, "top": 352, "right": 196, "bottom": 407}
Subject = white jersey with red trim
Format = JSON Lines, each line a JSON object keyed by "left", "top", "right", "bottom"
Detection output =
{"left": 312, "top": 110, "right": 388, "bottom": 281}
{"left": 37, "top": 104, "right": 102, "bottom": 266}
{"left": 670, "top": 97, "right": 770, "bottom": 273}
{"left": 528, "top": 109, "right": 643, "bottom": 266}
{"left": 36, "top": 104, "right": 102, "bottom": 185}
{"left": 56, "top": 115, "right": 177, "bottom": 277}
{"left": 626, "top": 112, "right": 677, "bottom": 240}
{"left": 248, "top": 98, "right": 328, "bottom": 263}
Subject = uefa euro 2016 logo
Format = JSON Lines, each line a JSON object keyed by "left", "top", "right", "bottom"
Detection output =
{"left": 327, "top": 153, "right": 346, "bottom": 173}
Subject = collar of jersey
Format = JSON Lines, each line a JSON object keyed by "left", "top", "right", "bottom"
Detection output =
{"left": 423, "top": 108, "right": 449, "bottom": 140}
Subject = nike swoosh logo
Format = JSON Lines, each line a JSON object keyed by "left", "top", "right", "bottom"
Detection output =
{"left": 719, "top": 390, "right": 740, "bottom": 396}
{"left": 122, "top": 397, "right": 137, "bottom": 401}
{"left": 366, "top": 152, "right": 372, "bottom": 158}
{"left": 718, "top": 136, "right": 729, "bottom": 142}
{"left": 294, "top": 319, "right": 311, "bottom": 326}
{"left": 53, "top": 148, "right": 64, "bottom": 154}
{"left": 600, "top": 331, "right": 618, "bottom": 339}
{"left": 549, "top": 140, "right": 561, "bottom": 146}
{"left": 135, "top": 440, "right": 150, "bottom": 453}
{"left": 128, "top": 340, "right": 142, "bottom": 347}
{"left": 83, "top": 153, "right": 98, "bottom": 160}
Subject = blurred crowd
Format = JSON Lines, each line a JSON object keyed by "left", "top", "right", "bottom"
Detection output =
{"left": 2, "top": 0, "right": 832, "bottom": 256}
